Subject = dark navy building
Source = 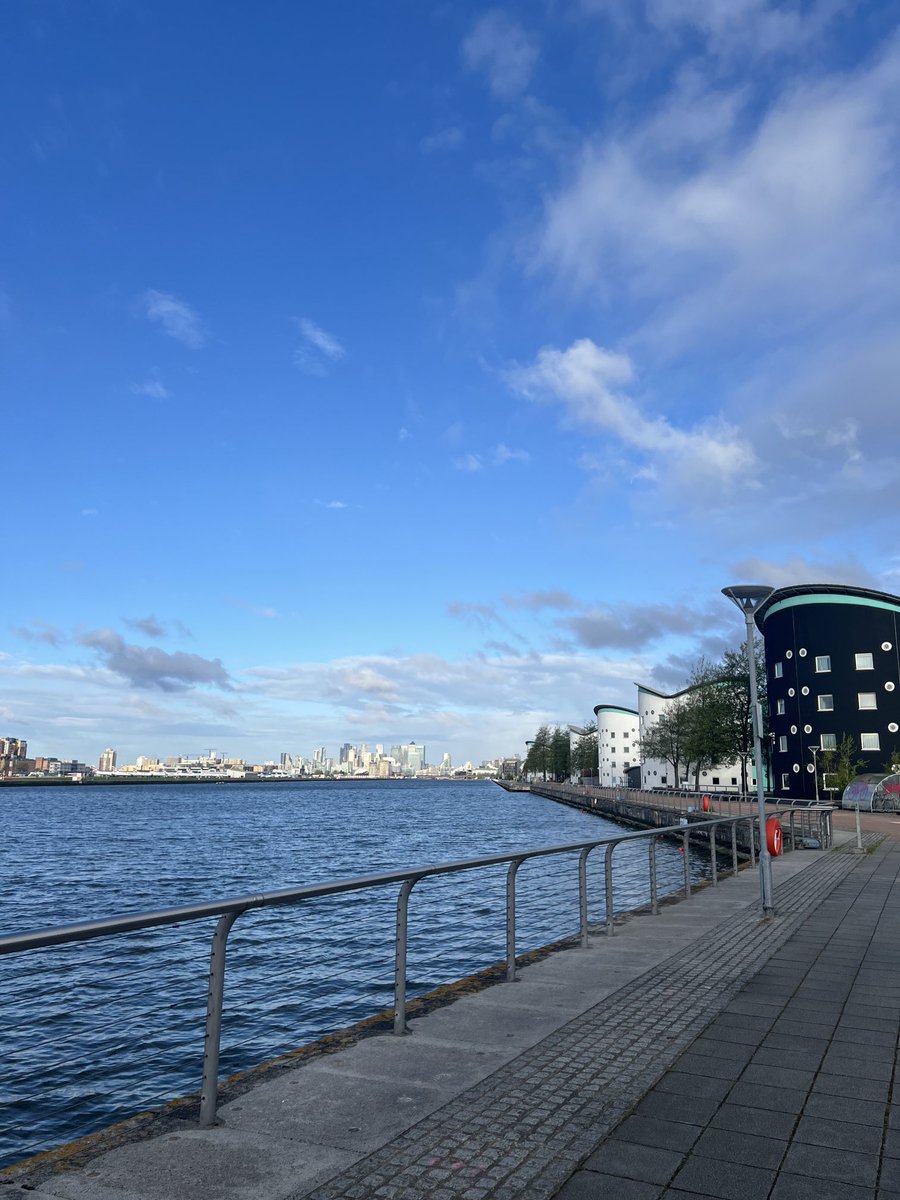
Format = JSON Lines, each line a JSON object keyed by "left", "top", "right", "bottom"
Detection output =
{"left": 755, "top": 584, "right": 900, "bottom": 801}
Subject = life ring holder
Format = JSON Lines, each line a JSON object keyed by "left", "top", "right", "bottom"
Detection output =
{"left": 766, "top": 817, "right": 783, "bottom": 857}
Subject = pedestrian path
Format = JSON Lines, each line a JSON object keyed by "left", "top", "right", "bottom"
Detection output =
{"left": 4, "top": 838, "right": 884, "bottom": 1200}
{"left": 553, "top": 840, "right": 900, "bottom": 1200}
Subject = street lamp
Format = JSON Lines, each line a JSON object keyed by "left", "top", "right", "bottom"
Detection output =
{"left": 722, "top": 584, "right": 775, "bottom": 918}
{"left": 808, "top": 744, "right": 820, "bottom": 804}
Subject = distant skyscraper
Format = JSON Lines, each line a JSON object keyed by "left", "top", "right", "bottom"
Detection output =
{"left": 98, "top": 748, "right": 117, "bottom": 772}
{"left": 404, "top": 742, "right": 425, "bottom": 773}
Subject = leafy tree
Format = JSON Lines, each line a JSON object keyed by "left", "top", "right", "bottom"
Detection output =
{"left": 549, "top": 726, "right": 571, "bottom": 781}
{"left": 681, "top": 659, "right": 734, "bottom": 790}
{"left": 571, "top": 720, "right": 598, "bottom": 778}
{"left": 820, "top": 734, "right": 865, "bottom": 797}
{"left": 524, "top": 726, "right": 551, "bottom": 779}
{"left": 640, "top": 700, "right": 695, "bottom": 789}
{"left": 716, "top": 638, "right": 767, "bottom": 793}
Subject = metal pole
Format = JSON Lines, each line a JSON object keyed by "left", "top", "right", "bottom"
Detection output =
{"left": 394, "top": 879, "right": 416, "bottom": 1033}
{"left": 578, "top": 849, "right": 590, "bottom": 948}
{"left": 855, "top": 801, "right": 863, "bottom": 851}
{"left": 710, "top": 824, "right": 718, "bottom": 886}
{"left": 506, "top": 860, "right": 521, "bottom": 980}
{"left": 604, "top": 843, "right": 615, "bottom": 935}
{"left": 682, "top": 829, "right": 691, "bottom": 897}
{"left": 649, "top": 837, "right": 659, "bottom": 915}
{"left": 745, "top": 608, "right": 774, "bottom": 916}
{"left": 731, "top": 822, "right": 738, "bottom": 875}
{"left": 199, "top": 909, "right": 240, "bottom": 1129}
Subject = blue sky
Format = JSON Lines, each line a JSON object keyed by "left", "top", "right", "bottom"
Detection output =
{"left": 3, "top": 0, "right": 900, "bottom": 767}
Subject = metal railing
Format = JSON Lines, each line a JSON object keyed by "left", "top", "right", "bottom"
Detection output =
{"left": 0, "top": 810, "right": 801, "bottom": 1134}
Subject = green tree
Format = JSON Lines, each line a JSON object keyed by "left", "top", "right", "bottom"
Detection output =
{"left": 571, "top": 720, "right": 598, "bottom": 778}
{"left": 716, "top": 638, "right": 767, "bottom": 793}
{"left": 640, "top": 700, "right": 694, "bottom": 789}
{"left": 820, "top": 734, "right": 865, "bottom": 797}
{"left": 524, "top": 726, "right": 551, "bottom": 780}
{"left": 549, "top": 726, "right": 571, "bottom": 781}
{"left": 681, "top": 659, "right": 734, "bottom": 790}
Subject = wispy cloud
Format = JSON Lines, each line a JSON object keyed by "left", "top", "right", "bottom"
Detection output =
{"left": 130, "top": 380, "right": 170, "bottom": 400}
{"left": 314, "top": 498, "right": 349, "bottom": 509}
{"left": 13, "top": 620, "right": 65, "bottom": 646}
{"left": 493, "top": 443, "right": 530, "bottom": 465}
{"left": 124, "top": 615, "right": 166, "bottom": 638}
{"left": 420, "top": 126, "right": 465, "bottom": 153}
{"left": 80, "top": 507, "right": 99, "bottom": 518}
{"left": 729, "top": 555, "right": 881, "bottom": 591}
{"left": 453, "top": 453, "right": 483, "bottom": 472}
{"left": 143, "top": 289, "right": 208, "bottom": 348}
{"left": 295, "top": 317, "right": 345, "bottom": 374}
{"left": 508, "top": 338, "right": 755, "bottom": 492}
{"left": 463, "top": 11, "right": 539, "bottom": 101}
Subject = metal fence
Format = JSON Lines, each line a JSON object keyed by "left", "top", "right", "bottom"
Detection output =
{"left": 0, "top": 810, "right": 811, "bottom": 1139}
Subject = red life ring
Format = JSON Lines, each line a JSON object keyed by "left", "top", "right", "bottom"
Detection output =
{"left": 702, "top": 795, "right": 710, "bottom": 812}
{"left": 766, "top": 817, "right": 783, "bottom": 857}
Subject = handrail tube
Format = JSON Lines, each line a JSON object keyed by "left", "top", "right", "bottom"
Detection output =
{"left": 1, "top": 808, "right": 797, "bottom": 1132}
{"left": 578, "top": 848, "right": 590, "bottom": 949}
{"left": 393, "top": 879, "right": 417, "bottom": 1034}
{"left": 199, "top": 909, "right": 240, "bottom": 1128}
{"left": 0, "top": 815, "right": 765, "bottom": 956}
{"left": 506, "top": 859, "right": 522, "bottom": 981}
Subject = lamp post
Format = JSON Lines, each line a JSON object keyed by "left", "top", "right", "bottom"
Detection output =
{"left": 722, "top": 584, "right": 775, "bottom": 918}
{"left": 808, "top": 744, "right": 820, "bottom": 804}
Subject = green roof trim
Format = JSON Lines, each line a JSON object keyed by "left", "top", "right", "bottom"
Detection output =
{"left": 760, "top": 593, "right": 900, "bottom": 622}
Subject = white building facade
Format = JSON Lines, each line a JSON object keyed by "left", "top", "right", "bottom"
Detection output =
{"left": 593, "top": 704, "right": 640, "bottom": 787}
{"left": 637, "top": 683, "right": 754, "bottom": 792}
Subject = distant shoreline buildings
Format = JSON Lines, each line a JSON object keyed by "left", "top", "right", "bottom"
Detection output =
{"left": 0, "top": 736, "right": 516, "bottom": 782}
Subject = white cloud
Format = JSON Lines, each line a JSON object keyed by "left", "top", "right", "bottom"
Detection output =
{"left": 508, "top": 338, "right": 755, "bottom": 489}
{"left": 462, "top": 11, "right": 538, "bottom": 101}
{"left": 493, "top": 443, "right": 530, "bottom": 465}
{"left": 143, "top": 290, "right": 207, "bottom": 348}
{"left": 296, "top": 317, "right": 344, "bottom": 367}
{"left": 454, "top": 453, "right": 483, "bottom": 472}
{"left": 647, "top": 0, "right": 846, "bottom": 59}
{"left": 314, "top": 498, "right": 349, "bottom": 509}
{"left": 420, "top": 126, "right": 465, "bottom": 153}
{"left": 729, "top": 555, "right": 881, "bottom": 590}
{"left": 533, "top": 41, "right": 900, "bottom": 354}
{"left": 130, "top": 380, "right": 170, "bottom": 400}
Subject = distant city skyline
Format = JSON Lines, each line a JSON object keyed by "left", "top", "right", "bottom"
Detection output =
{"left": 2, "top": 4, "right": 899, "bottom": 766}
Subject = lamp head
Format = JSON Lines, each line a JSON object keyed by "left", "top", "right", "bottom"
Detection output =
{"left": 722, "top": 584, "right": 774, "bottom": 616}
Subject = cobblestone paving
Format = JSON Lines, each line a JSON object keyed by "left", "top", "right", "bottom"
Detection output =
{"left": 299, "top": 846, "right": 871, "bottom": 1200}
{"left": 554, "top": 841, "right": 900, "bottom": 1200}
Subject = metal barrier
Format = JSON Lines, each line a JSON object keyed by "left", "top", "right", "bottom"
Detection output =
{"left": 0, "top": 811, "right": 798, "bottom": 1132}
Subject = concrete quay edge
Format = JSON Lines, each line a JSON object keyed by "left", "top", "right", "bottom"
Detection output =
{"left": 6, "top": 832, "right": 871, "bottom": 1200}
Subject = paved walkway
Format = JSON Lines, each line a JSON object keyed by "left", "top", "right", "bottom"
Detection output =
{"left": 554, "top": 840, "right": 900, "bottom": 1200}
{"left": 5, "top": 836, "right": 895, "bottom": 1200}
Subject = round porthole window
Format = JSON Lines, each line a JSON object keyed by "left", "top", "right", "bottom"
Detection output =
{"left": 791, "top": 725, "right": 798, "bottom": 735}
{"left": 886, "top": 682, "right": 896, "bottom": 692}
{"left": 799, "top": 648, "right": 807, "bottom": 657}
{"left": 792, "top": 763, "right": 800, "bottom": 773}
{"left": 786, "top": 650, "right": 793, "bottom": 659}
{"left": 890, "top": 723, "right": 899, "bottom": 733}
{"left": 804, "top": 724, "right": 812, "bottom": 734}
{"left": 807, "top": 764, "right": 815, "bottom": 773}
{"left": 801, "top": 686, "right": 810, "bottom": 696}
{"left": 883, "top": 642, "right": 893, "bottom": 651}
{"left": 788, "top": 687, "right": 795, "bottom": 697}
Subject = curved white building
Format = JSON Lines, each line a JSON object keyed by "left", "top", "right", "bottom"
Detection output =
{"left": 593, "top": 704, "right": 639, "bottom": 787}
{"left": 637, "top": 683, "right": 754, "bottom": 792}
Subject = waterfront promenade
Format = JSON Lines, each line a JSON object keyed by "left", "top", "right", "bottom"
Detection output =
{"left": 6, "top": 825, "right": 899, "bottom": 1198}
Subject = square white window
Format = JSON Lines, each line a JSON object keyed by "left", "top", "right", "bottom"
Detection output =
{"left": 774, "top": 662, "right": 783, "bottom": 678}
{"left": 817, "top": 695, "right": 834, "bottom": 711}
{"left": 776, "top": 699, "right": 785, "bottom": 715}
{"left": 858, "top": 693, "right": 877, "bottom": 710}
{"left": 861, "top": 733, "right": 880, "bottom": 751}
{"left": 815, "top": 655, "right": 831, "bottom": 672}
{"left": 820, "top": 733, "right": 837, "bottom": 750}
{"left": 778, "top": 735, "right": 788, "bottom": 752}
{"left": 856, "top": 652, "right": 874, "bottom": 670}
{"left": 781, "top": 773, "right": 791, "bottom": 789}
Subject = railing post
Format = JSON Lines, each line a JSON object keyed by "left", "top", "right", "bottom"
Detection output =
{"left": 578, "top": 848, "right": 591, "bottom": 948}
{"left": 649, "top": 836, "right": 659, "bottom": 915}
{"left": 710, "top": 823, "right": 718, "bottom": 886}
{"left": 394, "top": 878, "right": 416, "bottom": 1034}
{"left": 747, "top": 818, "right": 756, "bottom": 866}
{"left": 506, "top": 859, "right": 521, "bottom": 980}
{"left": 682, "top": 829, "right": 691, "bottom": 897}
{"left": 731, "top": 822, "right": 738, "bottom": 875}
{"left": 199, "top": 909, "right": 240, "bottom": 1129}
{"left": 605, "top": 843, "right": 615, "bottom": 935}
